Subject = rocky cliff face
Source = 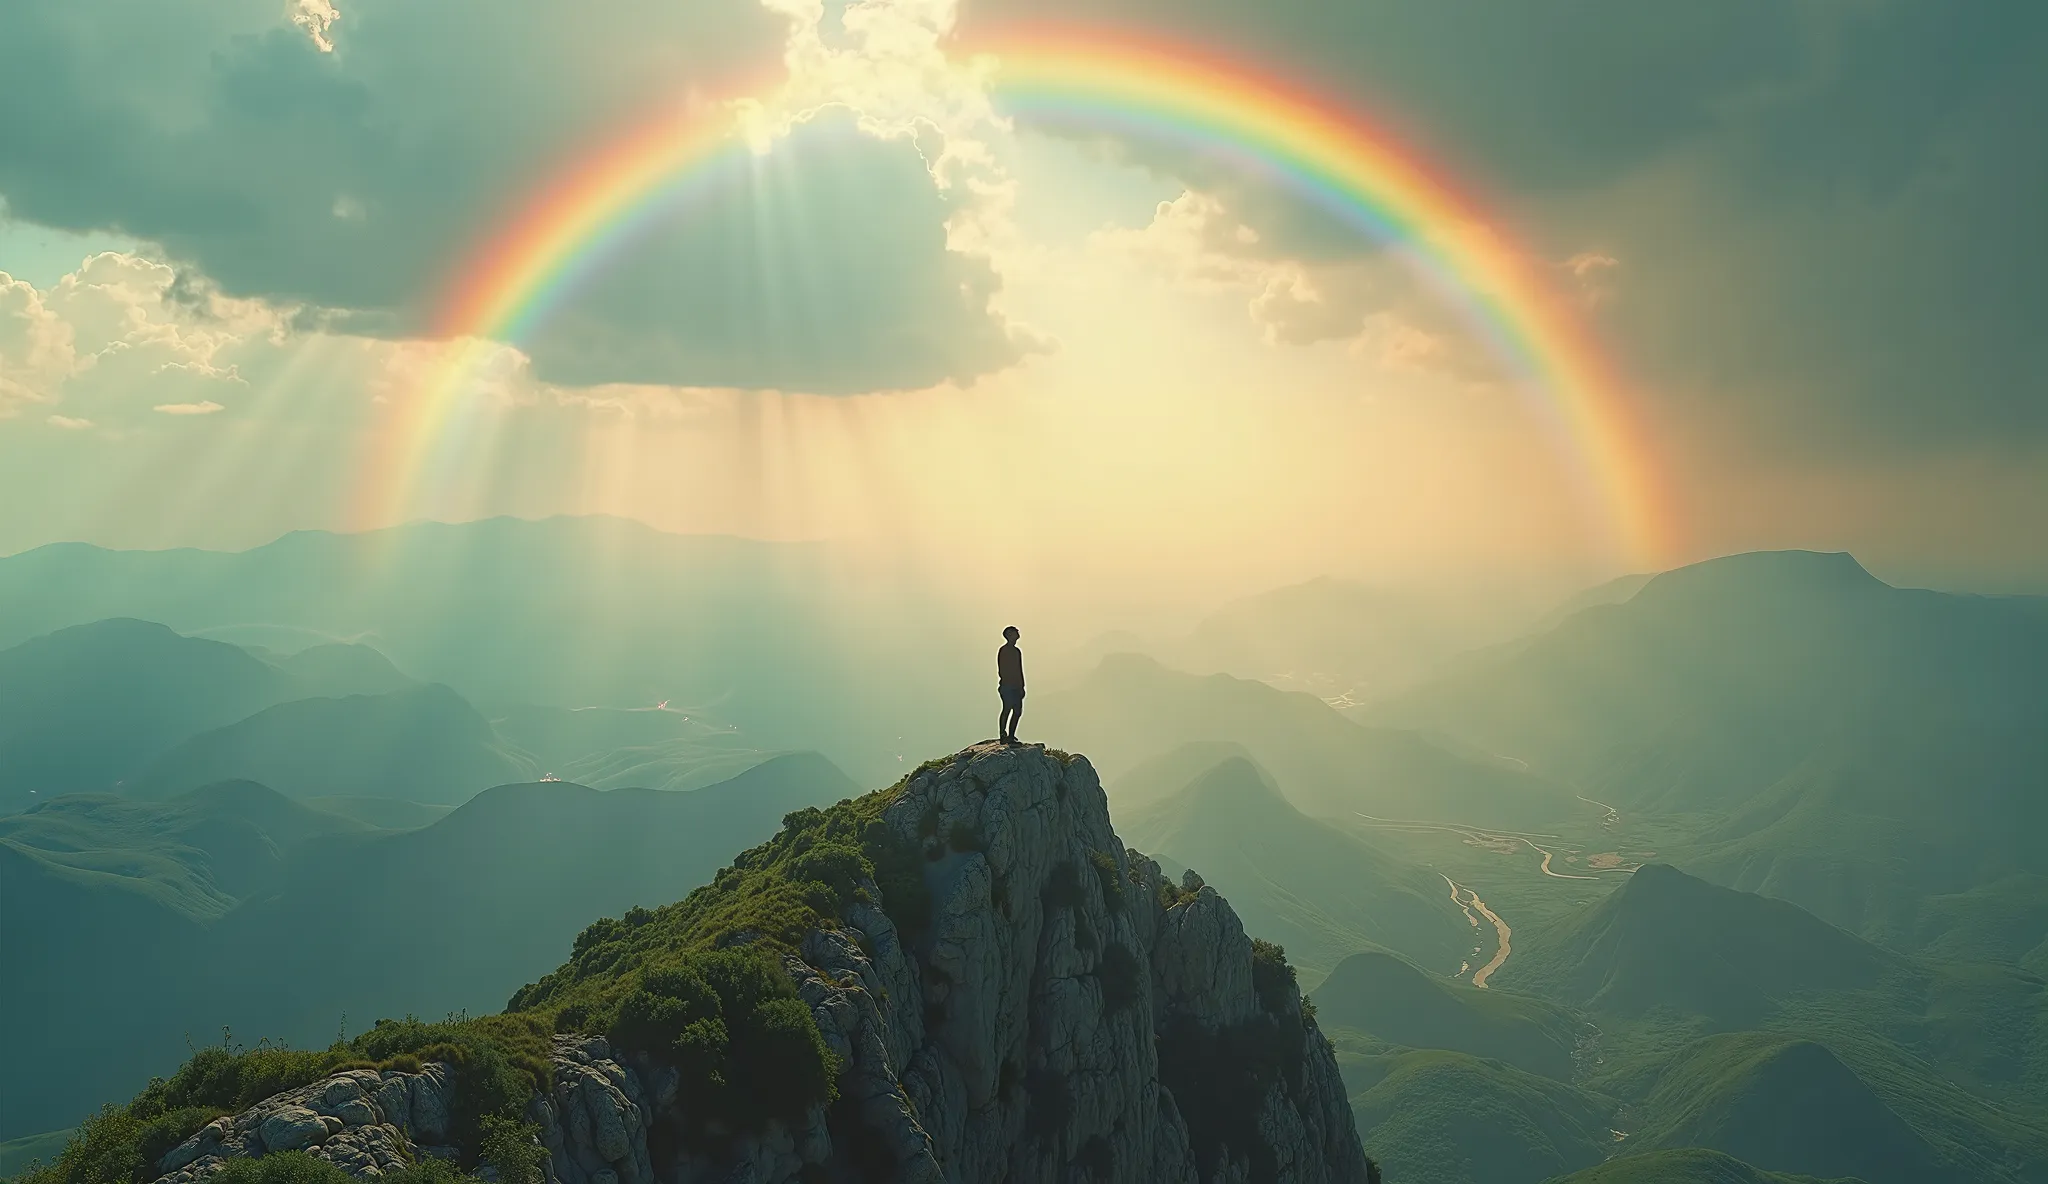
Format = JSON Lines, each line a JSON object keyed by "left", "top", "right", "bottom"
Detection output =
{"left": 150, "top": 743, "right": 1370, "bottom": 1184}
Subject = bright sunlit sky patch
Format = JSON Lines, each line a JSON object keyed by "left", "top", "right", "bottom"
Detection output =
{"left": 2, "top": 0, "right": 2045, "bottom": 607}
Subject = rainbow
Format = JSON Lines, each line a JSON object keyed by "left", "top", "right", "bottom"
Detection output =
{"left": 365, "top": 30, "right": 1676, "bottom": 564}
{"left": 358, "top": 97, "right": 762, "bottom": 526}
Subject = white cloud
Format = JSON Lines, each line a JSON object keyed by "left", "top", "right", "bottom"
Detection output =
{"left": 287, "top": 0, "right": 340, "bottom": 53}
{"left": 0, "top": 254, "right": 290, "bottom": 427}
{"left": 0, "top": 271, "right": 75, "bottom": 416}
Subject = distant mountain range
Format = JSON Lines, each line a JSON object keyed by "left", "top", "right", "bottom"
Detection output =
{"left": 0, "top": 753, "right": 859, "bottom": 1137}
{"left": 1496, "top": 865, "right": 2048, "bottom": 1182}
{"left": 1039, "top": 652, "right": 1588, "bottom": 830}
{"left": 0, "top": 516, "right": 986, "bottom": 783}
{"left": 1376, "top": 550, "right": 2048, "bottom": 952}
{"left": 10, "top": 532, "right": 2048, "bottom": 1184}
{"left": 1116, "top": 752, "right": 1467, "bottom": 976}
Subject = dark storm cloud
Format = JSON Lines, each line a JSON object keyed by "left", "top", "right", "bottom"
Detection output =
{"left": 960, "top": 0, "right": 2048, "bottom": 449}
{"left": 0, "top": 0, "right": 1029, "bottom": 392}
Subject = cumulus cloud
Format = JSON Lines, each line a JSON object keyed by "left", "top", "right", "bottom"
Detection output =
{"left": 1093, "top": 191, "right": 1503, "bottom": 382}
{"left": 288, "top": 0, "right": 340, "bottom": 53}
{"left": 0, "top": 0, "right": 1041, "bottom": 393}
{"left": 153, "top": 400, "right": 226, "bottom": 416}
{"left": 0, "top": 254, "right": 285, "bottom": 424}
{"left": 45, "top": 415, "right": 94, "bottom": 429}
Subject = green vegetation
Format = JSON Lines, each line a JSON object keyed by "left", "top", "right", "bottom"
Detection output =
{"left": 1501, "top": 864, "right": 1893, "bottom": 1026}
{"left": 506, "top": 780, "right": 934, "bottom": 1147}
{"left": 600, "top": 947, "right": 836, "bottom": 1131}
{"left": 1334, "top": 1046, "right": 1613, "bottom": 1184}
{"left": 22, "top": 767, "right": 938, "bottom": 1180}
{"left": 1491, "top": 865, "right": 2048, "bottom": 1182}
{"left": 1086, "top": 849, "right": 1124, "bottom": 912}
{"left": 1543, "top": 1148, "right": 1864, "bottom": 1184}
{"left": 12, "top": 1015, "right": 554, "bottom": 1184}
{"left": 2, "top": 752, "right": 863, "bottom": 1137}
{"left": 1625, "top": 1033, "right": 1939, "bottom": 1184}
{"left": 1314, "top": 949, "right": 1581, "bottom": 1081}
{"left": 0, "top": 1130, "right": 74, "bottom": 1179}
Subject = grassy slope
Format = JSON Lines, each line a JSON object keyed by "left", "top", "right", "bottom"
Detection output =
{"left": 0, "top": 1130, "right": 74, "bottom": 1180}
{"left": 1118, "top": 754, "right": 1466, "bottom": 976}
{"left": 1500, "top": 865, "right": 2048, "bottom": 1181}
{"left": 1502, "top": 864, "right": 1895, "bottom": 1027}
{"left": 0, "top": 782, "right": 370, "bottom": 920}
{"left": 1544, "top": 1148, "right": 1861, "bottom": 1184}
{"left": 1335, "top": 1045, "right": 1613, "bottom": 1184}
{"left": 1629, "top": 1033, "right": 1943, "bottom": 1184}
{"left": 0, "top": 754, "right": 861, "bottom": 1139}
{"left": 1314, "top": 949, "right": 1581, "bottom": 1080}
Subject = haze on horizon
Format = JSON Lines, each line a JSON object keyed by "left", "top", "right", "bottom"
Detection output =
{"left": 1, "top": 0, "right": 2044, "bottom": 604}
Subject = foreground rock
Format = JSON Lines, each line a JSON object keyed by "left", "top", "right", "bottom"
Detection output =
{"left": 151, "top": 743, "right": 1371, "bottom": 1184}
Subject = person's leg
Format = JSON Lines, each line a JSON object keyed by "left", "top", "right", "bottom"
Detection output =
{"left": 998, "top": 703, "right": 1013, "bottom": 741}
{"left": 1010, "top": 696, "right": 1023, "bottom": 742}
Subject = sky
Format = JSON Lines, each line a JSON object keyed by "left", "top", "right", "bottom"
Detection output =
{"left": 1, "top": 0, "right": 2044, "bottom": 608}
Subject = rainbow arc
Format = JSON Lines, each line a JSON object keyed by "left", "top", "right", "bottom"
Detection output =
{"left": 359, "top": 31, "right": 1676, "bottom": 567}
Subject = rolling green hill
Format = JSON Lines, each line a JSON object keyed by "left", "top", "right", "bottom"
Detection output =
{"left": 1314, "top": 949, "right": 1581, "bottom": 1080}
{"left": 1502, "top": 864, "right": 1894, "bottom": 1026}
{"left": 1338, "top": 1047, "right": 1614, "bottom": 1184}
{"left": 1544, "top": 1148, "right": 1862, "bottom": 1184}
{"left": 0, "top": 753, "right": 861, "bottom": 1139}
{"left": 1036, "top": 653, "right": 1586, "bottom": 829}
{"left": 0, "top": 1129, "right": 73, "bottom": 1180}
{"left": 1630, "top": 1033, "right": 1942, "bottom": 1183}
{"left": 124, "top": 683, "right": 536, "bottom": 805}
{"left": 1501, "top": 865, "right": 2048, "bottom": 1180}
{"left": 0, "top": 620, "right": 299, "bottom": 812}
{"left": 0, "top": 781, "right": 369, "bottom": 917}
{"left": 1118, "top": 753, "right": 1466, "bottom": 975}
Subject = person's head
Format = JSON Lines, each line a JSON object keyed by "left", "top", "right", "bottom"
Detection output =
{"left": 1003, "top": 625, "right": 1020, "bottom": 643}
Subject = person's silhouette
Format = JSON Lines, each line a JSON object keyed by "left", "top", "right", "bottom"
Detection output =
{"left": 997, "top": 626, "right": 1026, "bottom": 744}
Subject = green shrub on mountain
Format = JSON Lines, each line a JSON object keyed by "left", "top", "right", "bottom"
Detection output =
{"left": 24, "top": 769, "right": 940, "bottom": 1184}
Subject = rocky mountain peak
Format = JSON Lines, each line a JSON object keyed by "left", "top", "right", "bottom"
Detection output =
{"left": 145, "top": 742, "right": 1370, "bottom": 1184}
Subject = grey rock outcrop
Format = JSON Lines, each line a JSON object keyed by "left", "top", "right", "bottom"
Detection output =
{"left": 150, "top": 744, "right": 1369, "bottom": 1184}
{"left": 152, "top": 1065, "right": 455, "bottom": 1184}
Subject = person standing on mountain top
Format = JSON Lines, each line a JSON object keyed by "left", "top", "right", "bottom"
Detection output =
{"left": 997, "top": 625, "right": 1026, "bottom": 745}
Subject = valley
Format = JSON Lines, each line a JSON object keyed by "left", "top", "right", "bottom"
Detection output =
{"left": 5, "top": 527, "right": 2047, "bottom": 1184}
